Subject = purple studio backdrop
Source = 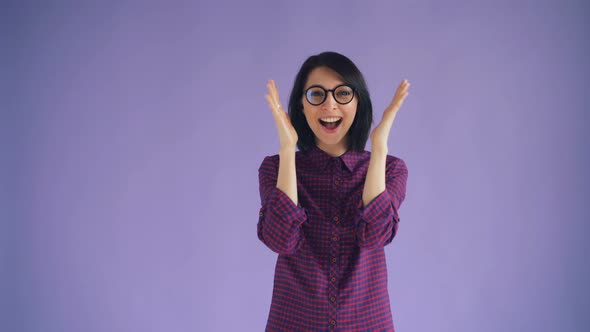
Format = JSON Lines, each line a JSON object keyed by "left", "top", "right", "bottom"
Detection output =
{"left": 4, "top": 1, "right": 589, "bottom": 331}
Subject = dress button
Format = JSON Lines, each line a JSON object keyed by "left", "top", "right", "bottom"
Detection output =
{"left": 333, "top": 216, "right": 339, "bottom": 222}
{"left": 259, "top": 211, "right": 263, "bottom": 217}
{"left": 330, "top": 296, "right": 336, "bottom": 302}
{"left": 331, "top": 257, "right": 337, "bottom": 263}
{"left": 330, "top": 319, "right": 336, "bottom": 325}
{"left": 334, "top": 180, "right": 341, "bottom": 186}
{"left": 331, "top": 276, "right": 336, "bottom": 282}
{"left": 332, "top": 236, "right": 339, "bottom": 242}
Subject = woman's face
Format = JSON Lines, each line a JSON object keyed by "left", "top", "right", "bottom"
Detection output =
{"left": 301, "top": 66, "right": 358, "bottom": 157}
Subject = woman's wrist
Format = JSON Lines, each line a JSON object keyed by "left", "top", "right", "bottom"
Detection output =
{"left": 279, "top": 145, "right": 297, "bottom": 156}
{"left": 370, "top": 141, "right": 388, "bottom": 156}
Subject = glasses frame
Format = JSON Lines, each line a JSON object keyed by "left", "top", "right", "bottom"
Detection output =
{"left": 303, "top": 83, "right": 356, "bottom": 106}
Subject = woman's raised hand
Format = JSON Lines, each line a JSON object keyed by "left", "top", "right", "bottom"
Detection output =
{"left": 370, "top": 79, "right": 410, "bottom": 151}
{"left": 265, "top": 80, "right": 298, "bottom": 150}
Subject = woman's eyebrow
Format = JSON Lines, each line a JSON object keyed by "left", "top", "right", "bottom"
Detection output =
{"left": 305, "top": 83, "right": 344, "bottom": 89}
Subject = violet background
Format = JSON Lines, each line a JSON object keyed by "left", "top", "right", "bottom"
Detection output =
{"left": 4, "top": 0, "right": 589, "bottom": 331}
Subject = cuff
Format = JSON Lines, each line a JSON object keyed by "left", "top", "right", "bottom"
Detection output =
{"left": 356, "top": 189, "right": 399, "bottom": 224}
{"left": 262, "top": 186, "right": 307, "bottom": 223}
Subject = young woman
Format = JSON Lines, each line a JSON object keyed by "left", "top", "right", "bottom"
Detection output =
{"left": 257, "top": 51, "right": 410, "bottom": 331}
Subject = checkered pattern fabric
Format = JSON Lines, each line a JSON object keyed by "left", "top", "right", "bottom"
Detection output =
{"left": 257, "top": 144, "right": 408, "bottom": 331}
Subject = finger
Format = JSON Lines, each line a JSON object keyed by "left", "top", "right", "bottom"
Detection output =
{"left": 267, "top": 80, "right": 274, "bottom": 97}
{"left": 266, "top": 81, "right": 272, "bottom": 104}
{"left": 265, "top": 94, "right": 279, "bottom": 115}
{"left": 392, "top": 84, "right": 406, "bottom": 102}
{"left": 393, "top": 92, "right": 409, "bottom": 108}
{"left": 266, "top": 93, "right": 290, "bottom": 128}
{"left": 267, "top": 82, "right": 281, "bottom": 109}
{"left": 394, "top": 94, "right": 409, "bottom": 110}
{"left": 392, "top": 83, "right": 410, "bottom": 103}
{"left": 267, "top": 96, "right": 288, "bottom": 130}
{"left": 387, "top": 93, "right": 409, "bottom": 113}
{"left": 269, "top": 80, "right": 283, "bottom": 110}
{"left": 267, "top": 81, "right": 276, "bottom": 102}
{"left": 396, "top": 81, "right": 409, "bottom": 95}
{"left": 270, "top": 80, "right": 280, "bottom": 104}
{"left": 272, "top": 80, "right": 280, "bottom": 99}
{"left": 400, "top": 79, "right": 410, "bottom": 90}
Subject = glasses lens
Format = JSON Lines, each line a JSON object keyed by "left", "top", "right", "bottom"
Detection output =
{"left": 306, "top": 87, "right": 326, "bottom": 105}
{"left": 334, "top": 85, "right": 354, "bottom": 104}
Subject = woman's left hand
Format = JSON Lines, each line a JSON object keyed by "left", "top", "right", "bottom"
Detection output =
{"left": 370, "top": 79, "right": 410, "bottom": 151}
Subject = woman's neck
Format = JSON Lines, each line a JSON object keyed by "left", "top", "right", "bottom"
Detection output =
{"left": 316, "top": 141, "right": 347, "bottom": 157}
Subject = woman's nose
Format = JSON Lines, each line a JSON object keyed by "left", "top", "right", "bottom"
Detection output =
{"left": 322, "top": 92, "right": 338, "bottom": 109}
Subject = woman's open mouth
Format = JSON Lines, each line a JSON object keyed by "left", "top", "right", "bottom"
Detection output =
{"left": 319, "top": 117, "right": 342, "bottom": 132}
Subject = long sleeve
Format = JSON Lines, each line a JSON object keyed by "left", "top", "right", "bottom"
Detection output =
{"left": 354, "top": 157, "right": 408, "bottom": 249}
{"left": 257, "top": 155, "right": 308, "bottom": 254}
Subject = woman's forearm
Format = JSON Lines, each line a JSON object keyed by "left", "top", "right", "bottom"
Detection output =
{"left": 362, "top": 146, "right": 387, "bottom": 207}
{"left": 277, "top": 147, "right": 298, "bottom": 205}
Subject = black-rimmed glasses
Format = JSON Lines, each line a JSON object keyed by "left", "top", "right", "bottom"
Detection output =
{"left": 304, "top": 84, "right": 355, "bottom": 106}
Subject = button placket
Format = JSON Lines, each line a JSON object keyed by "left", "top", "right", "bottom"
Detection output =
{"left": 333, "top": 162, "right": 341, "bottom": 190}
{"left": 328, "top": 158, "right": 342, "bottom": 328}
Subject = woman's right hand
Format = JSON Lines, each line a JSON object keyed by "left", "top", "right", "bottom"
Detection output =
{"left": 265, "top": 79, "right": 298, "bottom": 150}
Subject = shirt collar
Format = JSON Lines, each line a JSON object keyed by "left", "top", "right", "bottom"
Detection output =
{"left": 304, "top": 144, "right": 364, "bottom": 172}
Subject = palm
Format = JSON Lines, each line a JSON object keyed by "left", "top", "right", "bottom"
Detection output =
{"left": 265, "top": 80, "right": 298, "bottom": 148}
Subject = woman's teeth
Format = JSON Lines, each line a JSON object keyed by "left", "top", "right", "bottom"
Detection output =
{"left": 320, "top": 117, "right": 342, "bottom": 123}
{"left": 319, "top": 117, "right": 342, "bottom": 130}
